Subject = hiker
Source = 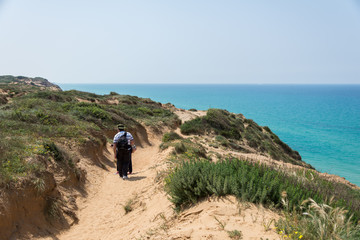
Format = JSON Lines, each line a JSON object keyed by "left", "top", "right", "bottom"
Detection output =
{"left": 113, "top": 124, "right": 136, "bottom": 180}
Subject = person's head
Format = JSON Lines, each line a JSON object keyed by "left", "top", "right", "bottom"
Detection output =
{"left": 117, "top": 124, "right": 125, "bottom": 131}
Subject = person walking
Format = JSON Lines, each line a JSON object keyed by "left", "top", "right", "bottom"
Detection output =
{"left": 113, "top": 124, "right": 135, "bottom": 180}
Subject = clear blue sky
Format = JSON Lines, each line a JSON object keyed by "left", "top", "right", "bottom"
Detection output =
{"left": 1, "top": 0, "right": 360, "bottom": 84}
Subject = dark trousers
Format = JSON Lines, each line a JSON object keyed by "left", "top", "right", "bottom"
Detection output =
{"left": 129, "top": 153, "right": 132, "bottom": 173}
{"left": 117, "top": 150, "right": 130, "bottom": 177}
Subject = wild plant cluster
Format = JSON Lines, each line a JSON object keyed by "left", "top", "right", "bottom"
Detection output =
{"left": 165, "top": 158, "right": 360, "bottom": 225}
{"left": 276, "top": 198, "right": 360, "bottom": 239}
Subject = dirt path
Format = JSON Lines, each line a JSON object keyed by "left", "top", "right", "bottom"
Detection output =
{"left": 41, "top": 136, "right": 171, "bottom": 240}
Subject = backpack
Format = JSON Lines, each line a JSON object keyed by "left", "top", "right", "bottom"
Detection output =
{"left": 116, "top": 132, "right": 130, "bottom": 151}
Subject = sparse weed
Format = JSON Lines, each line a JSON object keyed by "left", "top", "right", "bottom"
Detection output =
{"left": 263, "top": 218, "right": 275, "bottom": 231}
{"left": 124, "top": 199, "right": 134, "bottom": 214}
{"left": 214, "top": 216, "right": 226, "bottom": 230}
{"left": 159, "top": 213, "right": 170, "bottom": 232}
{"left": 227, "top": 229, "right": 243, "bottom": 239}
{"left": 32, "top": 177, "right": 46, "bottom": 193}
{"left": 155, "top": 169, "right": 169, "bottom": 183}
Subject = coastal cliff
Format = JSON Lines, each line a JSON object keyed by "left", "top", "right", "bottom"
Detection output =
{"left": 0, "top": 76, "right": 359, "bottom": 239}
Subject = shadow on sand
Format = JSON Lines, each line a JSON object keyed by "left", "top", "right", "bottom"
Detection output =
{"left": 127, "top": 176, "right": 147, "bottom": 181}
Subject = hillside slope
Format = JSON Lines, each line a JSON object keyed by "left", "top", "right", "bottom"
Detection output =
{"left": 1, "top": 76, "right": 359, "bottom": 239}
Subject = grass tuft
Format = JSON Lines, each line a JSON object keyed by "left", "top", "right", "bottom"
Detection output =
{"left": 124, "top": 199, "right": 134, "bottom": 214}
{"left": 276, "top": 198, "right": 360, "bottom": 239}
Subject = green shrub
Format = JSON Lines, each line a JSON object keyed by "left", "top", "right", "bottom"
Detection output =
{"left": 168, "top": 139, "right": 207, "bottom": 159}
{"left": 180, "top": 109, "right": 244, "bottom": 140}
{"left": 72, "top": 103, "right": 111, "bottom": 121}
{"left": 180, "top": 117, "right": 206, "bottom": 135}
{"left": 215, "top": 135, "right": 228, "bottom": 147}
{"left": 162, "top": 132, "right": 182, "bottom": 142}
{"left": 138, "top": 107, "right": 153, "bottom": 116}
{"left": 174, "top": 142, "right": 187, "bottom": 154}
{"left": 159, "top": 142, "right": 169, "bottom": 150}
{"left": 263, "top": 126, "right": 272, "bottom": 133}
{"left": 244, "top": 119, "right": 262, "bottom": 131}
{"left": 117, "top": 104, "right": 177, "bottom": 127}
{"left": 35, "top": 111, "right": 59, "bottom": 125}
{"left": 205, "top": 109, "right": 244, "bottom": 139}
{"left": 165, "top": 159, "right": 360, "bottom": 224}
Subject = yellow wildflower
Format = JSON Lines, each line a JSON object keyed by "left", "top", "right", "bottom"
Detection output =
{"left": 299, "top": 235, "right": 303, "bottom": 239}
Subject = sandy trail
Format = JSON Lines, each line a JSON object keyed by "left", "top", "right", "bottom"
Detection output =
{"left": 52, "top": 137, "right": 169, "bottom": 240}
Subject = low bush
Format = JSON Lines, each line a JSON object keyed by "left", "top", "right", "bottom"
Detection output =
{"left": 205, "top": 109, "right": 244, "bottom": 139}
{"left": 180, "top": 109, "right": 244, "bottom": 138}
{"left": 215, "top": 135, "right": 228, "bottom": 147}
{"left": 165, "top": 158, "right": 360, "bottom": 224}
{"left": 162, "top": 132, "right": 182, "bottom": 142}
{"left": 180, "top": 117, "right": 205, "bottom": 135}
{"left": 174, "top": 142, "right": 187, "bottom": 154}
{"left": 71, "top": 103, "right": 111, "bottom": 121}
{"left": 162, "top": 138, "right": 207, "bottom": 160}
{"left": 117, "top": 104, "right": 178, "bottom": 127}
{"left": 138, "top": 107, "right": 153, "bottom": 116}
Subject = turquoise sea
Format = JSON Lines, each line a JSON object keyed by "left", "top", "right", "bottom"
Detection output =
{"left": 59, "top": 84, "right": 360, "bottom": 186}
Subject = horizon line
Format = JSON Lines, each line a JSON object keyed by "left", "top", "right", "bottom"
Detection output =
{"left": 56, "top": 82, "right": 360, "bottom": 85}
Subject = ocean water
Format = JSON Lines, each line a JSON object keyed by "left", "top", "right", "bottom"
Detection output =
{"left": 59, "top": 84, "right": 360, "bottom": 186}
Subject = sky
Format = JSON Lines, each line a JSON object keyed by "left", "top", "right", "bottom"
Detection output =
{"left": 0, "top": 0, "right": 360, "bottom": 84}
